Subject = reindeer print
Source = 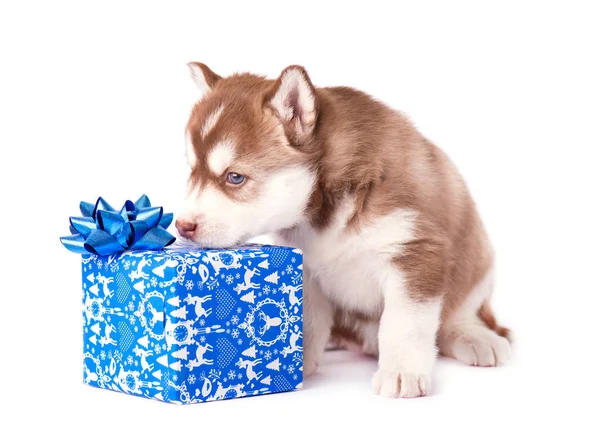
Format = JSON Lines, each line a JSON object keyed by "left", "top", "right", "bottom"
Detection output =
{"left": 279, "top": 283, "right": 302, "bottom": 307}
{"left": 99, "top": 323, "right": 117, "bottom": 346}
{"left": 281, "top": 331, "right": 303, "bottom": 357}
{"left": 147, "top": 303, "right": 163, "bottom": 328}
{"left": 184, "top": 294, "right": 212, "bottom": 318}
{"left": 234, "top": 267, "right": 261, "bottom": 295}
{"left": 257, "top": 311, "right": 282, "bottom": 336}
{"left": 97, "top": 274, "right": 114, "bottom": 298}
{"left": 185, "top": 343, "right": 214, "bottom": 371}
{"left": 129, "top": 257, "right": 150, "bottom": 282}
{"left": 132, "top": 346, "right": 154, "bottom": 372}
{"left": 236, "top": 358, "right": 263, "bottom": 382}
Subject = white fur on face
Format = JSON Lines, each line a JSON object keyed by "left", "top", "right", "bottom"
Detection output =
{"left": 207, "top": 140, "right": 235, "bottom": 177}
{"left": 271, "top": 68, "right": 316, "bottom": 125}
{"left": 188, "top": 63, "right": 212, "bottom": 99}
{"left": 201, "top": 104, "right": 224, "bottom": 139}
{"left": 178, "top": 165, "right": 316, "bottom": 247}
{"left": 185, "top": 130, "right": 196, "bottom": 166}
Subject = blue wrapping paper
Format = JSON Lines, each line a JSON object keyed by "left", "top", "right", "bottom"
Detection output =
{"left": 81, "top": 245, "right": 303, "bottom": 403}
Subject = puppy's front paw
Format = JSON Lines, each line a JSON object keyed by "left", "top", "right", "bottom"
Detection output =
{"left": 302, "top": 358, "right": 319, "bottom": 377}
{"left": 372, "top": 369, "right": 430, "bottom": 398}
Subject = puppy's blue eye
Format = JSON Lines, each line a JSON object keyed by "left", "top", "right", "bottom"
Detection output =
{"left": 226, "top": 172, "right": 245, "bottom": 185}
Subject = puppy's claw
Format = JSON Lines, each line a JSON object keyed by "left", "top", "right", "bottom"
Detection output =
{"left": 372, "top": 369, "right": 430, "bottom": 398}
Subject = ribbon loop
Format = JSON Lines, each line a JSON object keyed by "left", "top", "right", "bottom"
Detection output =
{"left": 60, "top": 195, "right": 176, "bottom": 256}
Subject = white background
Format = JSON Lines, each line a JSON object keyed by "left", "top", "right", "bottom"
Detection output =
{"left": 1, "top": 1, "right": 599, "bottom": 428}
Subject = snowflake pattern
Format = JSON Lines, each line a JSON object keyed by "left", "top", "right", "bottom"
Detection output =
{"left": 81, "top": 245, "right": 303, "bottom": 404}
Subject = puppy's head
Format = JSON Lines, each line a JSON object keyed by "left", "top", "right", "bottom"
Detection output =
{"left": 176, "top": 63, "right": 319, "bottom": 247}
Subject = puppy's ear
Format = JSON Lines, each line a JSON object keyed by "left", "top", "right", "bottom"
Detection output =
{"left": 187, "top": 62, "right": 222, "bottom": 98}
{"left": 267, "top": 66, "right": 318, "bottom": 145}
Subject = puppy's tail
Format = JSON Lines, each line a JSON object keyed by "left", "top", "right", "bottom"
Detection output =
{"left": 477, "top": 300, "right": 512, "bottom": 342}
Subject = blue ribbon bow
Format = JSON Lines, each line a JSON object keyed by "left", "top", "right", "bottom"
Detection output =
{"left": 60, "top": 195, "right": 176, "bottom": 256}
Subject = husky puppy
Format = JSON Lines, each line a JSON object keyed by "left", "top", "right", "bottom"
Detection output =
{"left": 176, "top": 63, "right": 510, "bottom": 398}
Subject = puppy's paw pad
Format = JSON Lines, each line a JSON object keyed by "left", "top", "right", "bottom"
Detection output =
{"left": 453, "top": 331, "right": 511, "bottom": 367}
{"left": 372, "top": 369, "right": 430, "bottom": 398}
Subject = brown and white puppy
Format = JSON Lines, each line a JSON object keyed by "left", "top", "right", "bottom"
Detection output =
{"left": 176, "top": 63, "right": 511, "bottom": 398}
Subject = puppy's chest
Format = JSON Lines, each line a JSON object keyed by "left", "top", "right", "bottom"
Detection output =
{"left": 283, "top": 206, "right": 417, "bottom": 313}
{"left": 305, "top": 233, "right": 386, "bottom": 312}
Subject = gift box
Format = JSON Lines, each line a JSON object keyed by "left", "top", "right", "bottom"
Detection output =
{"left": 62, "top": 195, "right": 303, "bottom": 404}
{"left": 81, "top": 245, "right": 304, "bottom": 403}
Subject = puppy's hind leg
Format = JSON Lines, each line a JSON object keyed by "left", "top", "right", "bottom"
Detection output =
{"left": 439, "top": 271, "right": 511, "bottom": 367}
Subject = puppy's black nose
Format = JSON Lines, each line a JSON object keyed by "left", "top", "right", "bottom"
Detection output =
{"left": 175, "top": 219, "right": 197, "bottom": 239}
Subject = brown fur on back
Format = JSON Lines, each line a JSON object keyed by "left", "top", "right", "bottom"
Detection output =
{"left": 297, "top": 86, "right": 494, "bottom": 315}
